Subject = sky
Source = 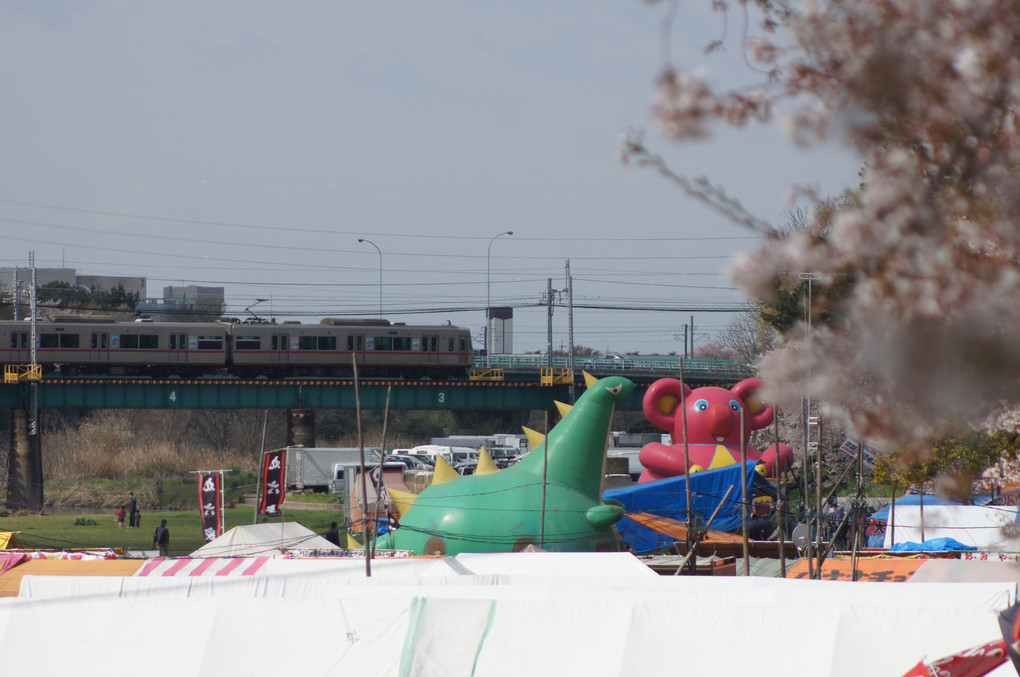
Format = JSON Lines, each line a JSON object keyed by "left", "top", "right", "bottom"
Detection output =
{"left": 0, "top": 2, "right": 862, "bottom": 356}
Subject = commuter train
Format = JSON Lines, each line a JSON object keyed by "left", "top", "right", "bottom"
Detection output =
{"left": 0, "top": 318, "right": 474, "bottom": 380}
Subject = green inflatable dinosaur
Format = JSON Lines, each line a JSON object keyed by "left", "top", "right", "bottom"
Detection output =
{"left": 376, "top": 374, "right": 635, "bottom": 555}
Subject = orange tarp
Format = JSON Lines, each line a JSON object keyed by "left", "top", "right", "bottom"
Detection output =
{"left": 0, "top": 559, "right": 145, "bottom": 597}
{"left": 785, "top": 558, "right": 926, "bottom": 582}
{"left": 626, "top": 511, "right": 744, "bottom": 543}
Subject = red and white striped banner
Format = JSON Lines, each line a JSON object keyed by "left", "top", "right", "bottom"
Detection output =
{"left": 134, "top": 557, "right": 271, "bottom": 577}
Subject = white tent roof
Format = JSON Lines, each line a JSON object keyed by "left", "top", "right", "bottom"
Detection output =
{"left": 189, "top": 522, "right": 341, "bottom": 558}
{"left": 6, "top": 552, "right": 1020, "bottom": 676}
{"left": 885, "top": 504, "right": 1020, "bottom": 550}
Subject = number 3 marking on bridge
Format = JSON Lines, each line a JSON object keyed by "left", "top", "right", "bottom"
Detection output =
{"left": 169, "top": 390, "right": 177, "bottom": 402}
{"left": 438, "top": 392, "right": 445, "bottom": 404}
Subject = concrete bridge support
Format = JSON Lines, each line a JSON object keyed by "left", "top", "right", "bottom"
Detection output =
{"left": 286, "top": 408, "right": 316, "bottom": 448}
{"left": 6, "top": 408, "right": 43, "bottom": 511}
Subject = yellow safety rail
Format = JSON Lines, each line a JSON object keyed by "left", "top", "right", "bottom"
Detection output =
{"left": 469, "top": 368, "right": 505, "bottom": 382}
{"left": 539, "top": 366, "right": 573, "bottom": 386}
{"left": 4, "top": 364, "right": 42, "bottom": 383}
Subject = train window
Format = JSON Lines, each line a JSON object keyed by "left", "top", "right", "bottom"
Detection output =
{"left": 318, "top": 336, "right": 336, "bottom": 351}
{"left": 236, "top": 336, "right": 261, "bottom": 350}
{"left": 40, "top": 334, "right": 60, "bottom": 348}
{"left": 393, "top": 337, "right": 410, "bottom": 351}
{"left": 460, "top": 337, "right": 467, "bottom": 352}
{"left": 196, "top": 336, "right": 223, "bottom": 350}
{"left": 120, "top": 335, "right": 139, "bottom": 349}
{"left": 139, "top": 335, "right": 158, "bottom": 350}
{"left": 179, "top": 334, "right": 187, "bottom": 350}
{"left": 447, "top": 337, "right": 454, "bottom": 352}
{"left": 298, "top": 336, "right": 317, "bottom": 350}
{"left": 374, "top": 336, "right": 392, "bottom": 351}
{"left": 270, "top": 335, "right": 277, "bottom": 351}
{"left": 169, "top": 334, "right": 176, "bottom": 350}
{"left": 10, "top": 332, "right": 23, "bottom": 349}
{"left": 60, "top": 334, "right": 80, "bottom": 349}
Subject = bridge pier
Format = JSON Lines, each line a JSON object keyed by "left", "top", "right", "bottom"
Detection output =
{"left": 6, "top": 408, "right": 43, "bottom": 511}
{"left": 287, "top": 408, "right": 316, "bottom": 447}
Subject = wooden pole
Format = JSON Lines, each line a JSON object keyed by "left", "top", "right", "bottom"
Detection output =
{"left": 814, "top": 417, "right": 824, "bottom": 577}
{"left": 370, "top": 385, "right": 393, "bottom": 560}
{"left": 740, "top": 413, "right": 750, "bottom": 576}
{"left": 850, "top": 438, "right": 864, "bottom": 581}
{"left": 801, "top": 392, "right": 814, "bottom": 580}
{"left": 679, "top": 361, "right": 695, "bottom": 574}
{"left": 353, "top": 355, "right": 371, "bottom": 577}
{"left": 775, "top": 409, "right": 787, "bottom": 578}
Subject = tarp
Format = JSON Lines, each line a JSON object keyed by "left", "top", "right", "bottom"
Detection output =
{"left": 0, "top": 559, "right": 144, "bottom": 597}
{"left": 885, "top": 505, "right": 1020, "bottom": 551}
{"left": 0, "top": 532, "right": 23, "bottom": 550}
{"left": 1, "top": 557, "right": 1017, "bottom": 677}
{"left": 888, "top": 537, "right": 977, "bottom": 552}
{"left": 134, "top": 557, "right": 273, "bottom": 577}
{"left": 605, "top": 461, "right": 776, "bottom": 553}
{"left": 189, "top": 522, "right": 342, "bottom": 557}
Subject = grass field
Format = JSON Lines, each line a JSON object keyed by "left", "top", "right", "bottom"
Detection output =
{"left": 1, "top": 505, "right": 345, "bottom": 556}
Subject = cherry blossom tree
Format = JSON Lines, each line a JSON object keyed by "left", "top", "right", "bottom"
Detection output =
{"left": 626, "top": 1, "right": 1020, "bottom": 461}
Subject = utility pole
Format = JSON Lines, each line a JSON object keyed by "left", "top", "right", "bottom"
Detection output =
{"left": 566, "top": 260, "right": 575, "bottom": 403}
{"left": 545, "top": 278, "right": 554, "bottom": 366}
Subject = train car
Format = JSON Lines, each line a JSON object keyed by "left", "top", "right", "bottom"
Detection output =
{"left": 0, "top": 317, "right": 473, "bottom": 380}
{"left": 0, "top": 319, "right": 229, "bottom": 376}
{"left": 229, "top": 318, "right": 473, "bottom": 380}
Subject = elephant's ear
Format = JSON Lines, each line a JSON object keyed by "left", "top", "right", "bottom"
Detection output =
{"left": 642, "top": 378, "right": 691, "bottom": 432}
{"left": 731, "top": 378, "right": 774, "bottom": 429}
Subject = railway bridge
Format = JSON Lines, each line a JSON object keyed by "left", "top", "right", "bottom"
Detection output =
{"left": 2, "top": 357, "right": 752, "bottom": 509}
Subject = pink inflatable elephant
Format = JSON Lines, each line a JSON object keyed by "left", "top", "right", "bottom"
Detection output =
{"left": 638, "top": 377, "right": 793, "bottom": 483}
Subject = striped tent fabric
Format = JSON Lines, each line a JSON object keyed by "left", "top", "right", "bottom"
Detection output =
{"left": 134, "top": 557, "right": 271, "bottom": 577}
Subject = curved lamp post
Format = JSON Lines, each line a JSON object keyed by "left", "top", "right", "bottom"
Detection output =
{"left": 486, "top": 230, "right": 513, "bottom": 355}
{"left": 358, "top": 238, "right": 383, "bottom": 318}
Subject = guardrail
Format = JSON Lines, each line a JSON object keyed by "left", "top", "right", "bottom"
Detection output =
{"left": 4, "top": 364, "right": 42, "bottom": 383}
{"left": 473, "top": 355, "right": 752, "bottom": 380}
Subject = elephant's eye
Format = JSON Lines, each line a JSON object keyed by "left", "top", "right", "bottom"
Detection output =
{"left": 694, "top": 399, "right": 708, "bottom": 411}
{"left": 729, "top": 400, "right": 741, "bottom": 412}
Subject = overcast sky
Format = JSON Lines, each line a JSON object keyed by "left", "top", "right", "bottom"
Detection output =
{"left": 0, "top": 2, "right": 861, "bottom": 355}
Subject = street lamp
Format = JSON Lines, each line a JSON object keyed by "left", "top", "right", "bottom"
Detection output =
{"left": 358, "top": 238, "right": 383, "bottom": 318}
{"left": 486, "top": 230, "right": 513, "bottom": 355}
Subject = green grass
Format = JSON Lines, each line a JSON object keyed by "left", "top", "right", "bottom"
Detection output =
{"left": 1, "top": 506, "right": 345, "bottom": 557}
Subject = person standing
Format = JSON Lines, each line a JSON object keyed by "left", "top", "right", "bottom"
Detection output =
{"left": 324, "top": 521, "right": 341, "bottom": 547}
{"left": 153, "top": 519, "right": 170, "bottom": 556}
{"left": 128, "top": 491, "right": 138, "bottom": 528}
{"left": 116, "top": 506, "right": 126, "bottom": 529}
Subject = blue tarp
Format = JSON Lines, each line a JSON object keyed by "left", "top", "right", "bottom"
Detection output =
{"left": 604, "top": 461, "right": 776, "bottom": 554}
{"left": 887, "top": 537, "right": 976, "bottom": 552}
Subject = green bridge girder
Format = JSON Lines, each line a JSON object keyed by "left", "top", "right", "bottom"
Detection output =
{"left": 0, "top": 378, "right": 652, "bottom": 411}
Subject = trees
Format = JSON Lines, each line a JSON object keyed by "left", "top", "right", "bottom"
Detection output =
{"left": 627, "top": 1, "right": 1020, "bottom": 457}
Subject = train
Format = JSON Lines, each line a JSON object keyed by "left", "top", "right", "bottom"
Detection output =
{"left": 0, "top": 317, "right": 474, "bottom": 380}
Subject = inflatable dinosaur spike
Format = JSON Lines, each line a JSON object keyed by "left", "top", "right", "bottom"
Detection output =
{"left": 376, "top": 375, "right": 636, "bottom": 555}
{"left": 475, "top": 446, "right": 499, "bottom": 475}
{"left": 554, "top": 400, "right": 573, "bottom": 419}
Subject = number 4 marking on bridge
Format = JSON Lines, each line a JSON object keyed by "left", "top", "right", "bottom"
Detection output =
{"left": 169, "top": 390, "right": 177, "bottom": 403}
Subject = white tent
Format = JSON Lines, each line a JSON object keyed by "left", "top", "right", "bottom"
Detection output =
{"left": 884, "top": 504, "right": 1020, "bottom": 550}
{"left": 188, "top": 522, "right": 341, "bottom": 558}
{"left": 4, "top": 552, "right": 1019, "bottom": 676}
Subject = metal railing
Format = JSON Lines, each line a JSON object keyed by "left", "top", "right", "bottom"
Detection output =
{"left": 473, "top": 355, "right": 752, "bottom": 380}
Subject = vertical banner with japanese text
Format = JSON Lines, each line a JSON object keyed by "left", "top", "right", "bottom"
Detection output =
{"left": 199, "top": 472, "right": 223, "bottom": 542}
{"left": 259, "top": 449, "right": 287, "bottom": 517}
